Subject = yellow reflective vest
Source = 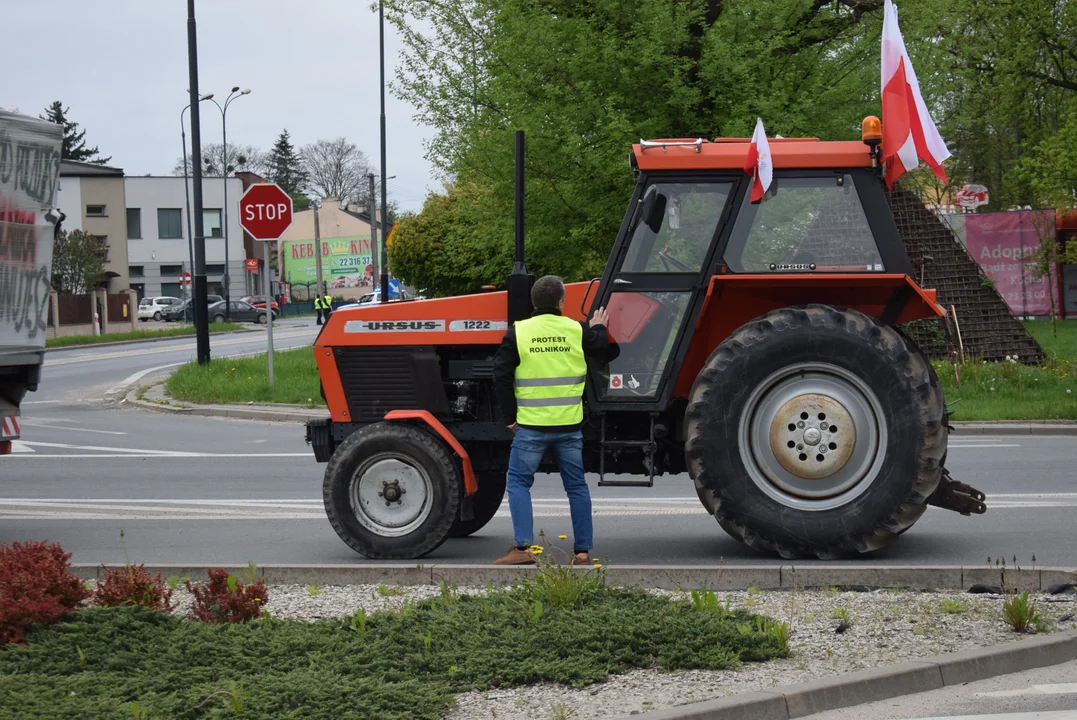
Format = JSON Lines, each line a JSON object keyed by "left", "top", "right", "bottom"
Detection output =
{"left": 313, "top": 296, "right": 323, "bottom": 310}
{"left": 513, "top": 314, "right": 586, "bottom": 426}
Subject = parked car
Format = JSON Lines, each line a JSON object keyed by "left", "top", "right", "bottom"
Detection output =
{"left": 138, "top": 296, "right": 181, "bottom": 321}
{"left": 161, "top": 295, "right": 226, "bottom": 322}
{"left": 239, "top": 295, "right": 279, "bottom": 315}
{"left": 208, "top": 300, "right": 269, "bottom": 324}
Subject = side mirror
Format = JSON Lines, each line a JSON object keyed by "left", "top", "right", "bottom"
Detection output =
{"left": 641, "top": 185, "right": 667, "bottom": 234}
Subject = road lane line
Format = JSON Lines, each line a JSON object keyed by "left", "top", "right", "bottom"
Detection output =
{"left": 0, "top": 494, "right": 1074, "bottom": 520}
{"left": 19, "top": 420, "right": 128, "bottom": 436}
{"left": 18, "top": 441, "right": 192, "bottom": 455}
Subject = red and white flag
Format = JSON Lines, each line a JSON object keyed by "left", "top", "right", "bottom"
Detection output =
{"left": 881, "top": 0, "right": 950, "bottom": 187}
{"left": 743, "top": 118, "right": 773, "bottom": 202}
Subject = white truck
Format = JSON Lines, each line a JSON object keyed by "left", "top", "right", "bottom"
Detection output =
{"left": 0, "top": 110, "right": 64, "bottom": 455}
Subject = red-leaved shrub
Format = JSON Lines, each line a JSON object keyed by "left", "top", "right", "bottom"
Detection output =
{"left": 0, "top": 541, "right": 90, "bottom": 644}
{"left": 185, "top": 568, "right": 268, "bottom": 623}
{"left": 93, "top": 564, "right": 176, "bottom": 612}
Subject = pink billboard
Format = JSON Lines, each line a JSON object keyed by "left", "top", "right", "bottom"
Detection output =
{"left": 964, "top": 211, "right": 1059, "bottom": 317}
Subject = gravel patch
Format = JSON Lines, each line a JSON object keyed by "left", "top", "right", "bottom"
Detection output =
{"left": 83, "top": 580, "right": 1077, "bottom": 719}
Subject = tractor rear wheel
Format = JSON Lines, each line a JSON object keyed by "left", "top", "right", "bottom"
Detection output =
{"left": 685, "top": 304, "right": 945, "bottom": 559}
{"left": 323, "top": 422, "right": 460, "bottom": 559}
{"left": 449, "top": 472, "right": 507, "bottom": 538}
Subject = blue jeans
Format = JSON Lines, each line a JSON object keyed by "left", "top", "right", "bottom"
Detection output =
{"left": 506, "top": 426, "right": 593, "bottom": 553}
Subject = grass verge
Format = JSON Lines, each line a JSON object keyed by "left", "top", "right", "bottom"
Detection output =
{"left": 46, "top": 324, "right": 245, "bottom": 348}
{"left": 165, "top": 347, "right": 322, "bottom": 406}
{"left": 935, "top": 320, "right": 1076, "bottom": 421}
{"left": 0, "top": 584, "right": 785, "bottom": 720}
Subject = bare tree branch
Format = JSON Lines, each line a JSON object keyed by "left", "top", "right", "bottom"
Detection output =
{"left": 301, "top": 138, "right": 372, "bottom": 206}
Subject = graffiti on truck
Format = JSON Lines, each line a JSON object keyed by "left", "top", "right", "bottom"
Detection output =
{"left": 0, "top": 120, "right": 61, "bottom": 344}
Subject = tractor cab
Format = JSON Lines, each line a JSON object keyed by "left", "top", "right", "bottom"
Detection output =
{"left": 308, "top": 125, "right": 983, "bottom": 563}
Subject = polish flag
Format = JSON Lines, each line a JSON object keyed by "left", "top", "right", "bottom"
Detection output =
{"left": 881, "top": 0, "right": 950, "bottom": 187}
{"left": 743, "top": 118, "right": 773, "bottom": 202}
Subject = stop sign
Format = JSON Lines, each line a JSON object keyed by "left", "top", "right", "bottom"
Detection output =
{"left": 239, "top": 183, "right": 293, "bottom": 239}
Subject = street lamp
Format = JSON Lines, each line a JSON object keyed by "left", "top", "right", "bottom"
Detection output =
{"left": 181, "top": 93, "right": 214, "bottom": 313}
{"left": 205, "top": 87, "right": 251, "bottom": 319}
{"left": 378, "top": 0, "right": 390, "bottom": 303}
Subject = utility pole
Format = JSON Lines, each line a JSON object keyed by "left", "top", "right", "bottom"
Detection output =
{"left": 313, "top": 199, "right": 325, "bottom": 297}
{"left": 367, "top": 173, "right": 379, "bottom": 289}
{"left": 186, "top": 0, "right": 210, "bottom": 363}
{"left": 378, "top": 0, "right": 390, "bottom": 303}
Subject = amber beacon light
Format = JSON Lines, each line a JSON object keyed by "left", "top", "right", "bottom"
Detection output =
{"left": 861, "top": 116, "right": 883, "bottom": 146}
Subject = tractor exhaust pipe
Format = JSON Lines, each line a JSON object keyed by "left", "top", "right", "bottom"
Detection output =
{"left": 506, "top": 129, "right": 534, "bottom": 323}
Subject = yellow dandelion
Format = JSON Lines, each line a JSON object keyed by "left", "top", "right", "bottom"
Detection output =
{"left": 558, "top": 535, "right": 567, "bottom": 540}
{"left": 593, "top": 563, "right": 603, "bottom": 569}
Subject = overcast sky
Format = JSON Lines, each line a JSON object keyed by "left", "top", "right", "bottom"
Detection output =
{"left": 5, "top": 0, "right": 436, "bottom": 211}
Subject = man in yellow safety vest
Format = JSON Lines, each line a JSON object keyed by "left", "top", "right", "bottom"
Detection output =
{"left": 491, "top": 275, "right": 611, "bottom": 565}
{"left": 313, "top": 294, "right": 325, "bottom": 325}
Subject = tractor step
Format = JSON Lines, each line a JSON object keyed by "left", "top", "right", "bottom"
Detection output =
{"left": 597, "top": 414, "right": 657, "bottom": 488}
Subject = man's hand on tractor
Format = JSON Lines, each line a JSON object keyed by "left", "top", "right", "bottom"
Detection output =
{"left": 589, "top": 307, "right": 609, "bottom": 328}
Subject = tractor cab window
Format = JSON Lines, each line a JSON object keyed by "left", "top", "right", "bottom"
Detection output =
{"left": 595, "top": 291, "right": 692, "bottom": 399}
{"left": 621, "top": 182, "right": 732, "bottom": 273}
{"left": 723, "top": 175, "right": 884, "bottom": 273}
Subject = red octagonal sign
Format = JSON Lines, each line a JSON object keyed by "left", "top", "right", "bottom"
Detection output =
{"left": 239, "top": 183, "right": 293, "bottom": 240}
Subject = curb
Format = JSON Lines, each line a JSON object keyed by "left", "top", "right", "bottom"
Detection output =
{"left": 67, "top": 563, "right": 1077, "bottom": 591}
{"left": 124, "top": 391, "right": 1077, "bottom": 435}
{"left": 123, "top": 385, "right": 322, "bottom": 423}
{"left": 620, "top": 630, "right": 1077, "bottom": 720}
{"left": 46, "top": 327, "right": 262, "bottom": 352}
{"left": 951, "top": 421, "right": 1077, "bottom": 436}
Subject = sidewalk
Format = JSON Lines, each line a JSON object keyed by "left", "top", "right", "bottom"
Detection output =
{"left": 126, "top": 383, "right": 1077, "bottom": 434}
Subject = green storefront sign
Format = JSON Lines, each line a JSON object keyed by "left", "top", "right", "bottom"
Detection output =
{"left": 282, "top": 236, "right": 375, "bottom": 289}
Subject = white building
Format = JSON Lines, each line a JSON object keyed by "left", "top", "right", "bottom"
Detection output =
{"left": 124, "top": 176, "right": 246, "bottom": 299}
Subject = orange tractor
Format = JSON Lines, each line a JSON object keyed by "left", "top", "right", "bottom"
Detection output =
{"left": 306, "top": 123, "right": 986, "bottom": 560}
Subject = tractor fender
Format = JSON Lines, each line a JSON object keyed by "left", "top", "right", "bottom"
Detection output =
{"left": 383, "top": 410, "right": 478, "bottom": 496}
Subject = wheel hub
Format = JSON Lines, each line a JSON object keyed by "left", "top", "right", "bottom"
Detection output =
{"left": 768, "top": 393, "right": 856, "bottom": 480}
{"left": 740, "top": 363, "right": 886, "bottom": 511}
{"left": 349, "top": 456, "right": 432, "bottom": 537}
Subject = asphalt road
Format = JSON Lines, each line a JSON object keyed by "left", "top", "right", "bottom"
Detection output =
{"left": 2, "top": 388, "right": 1075, "bottom": 565}
{"left": 36, "top": 319, "right": 321, "bottom": 403}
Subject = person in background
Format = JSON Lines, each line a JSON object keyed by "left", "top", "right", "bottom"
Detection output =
{"left": 491, "top": 275, "right": 612, "bottom": 566}
{"left": 313, "top": 293, "right": 324, "bottom": 325}
{"left": 322, "top": 292, "right": 333, "bottom": 322}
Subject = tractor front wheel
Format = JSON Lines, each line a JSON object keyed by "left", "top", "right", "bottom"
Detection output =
{"left": 685, "top": 304, "right": 945, "bottom": 559}
{"left": 449, "top": 472, "right": 507, "bottom": 538}
{"left": 323, "top": 422, "right": 460, "bottom": 559}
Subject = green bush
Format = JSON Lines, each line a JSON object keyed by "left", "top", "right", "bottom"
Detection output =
{"left": 0, "top": 582, "right": 787, "bottom": 719}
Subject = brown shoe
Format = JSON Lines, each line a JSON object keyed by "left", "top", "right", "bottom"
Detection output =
{"left": 572, "top": 552, "right": 592, "bottom": 566}
{"left": 493, "top": 547, "right": 536, "bottom": 565}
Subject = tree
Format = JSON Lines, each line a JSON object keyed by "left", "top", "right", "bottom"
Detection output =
{"left": 383, "top": 0, "right": 914, "bottom": 281}
{"left": 301, "top": 138, "right": 372, "bottom": 206}
{"left": 267, "top": 130, "right": 308, "bottom": 193}
{"left": 173, "top": 143, "right": 267, "bottom": 178}
{"left": 388, "top": 181, "right": 515, "bottom": 297}
{"left": 51, "top": 230, "right": 106, "bottom": 294}
{"left": 41, "top": 101, "right": 111, "bottom": 165}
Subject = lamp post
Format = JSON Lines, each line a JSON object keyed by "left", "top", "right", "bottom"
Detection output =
{"left": 378, "top": 0, "right": 390, "bottom": 303}
{"left": 206, "top": 87, "right": 250, "bottom": 319}
{"left": 181, "top": 93, "right": 213, "bottom": 312}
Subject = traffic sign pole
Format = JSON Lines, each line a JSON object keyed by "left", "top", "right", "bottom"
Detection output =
{"left": 264, "top": 240, "right": 274, "bottom": 389}
{"left": 238, "top": 183, "right": 293, "bottom": 393}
